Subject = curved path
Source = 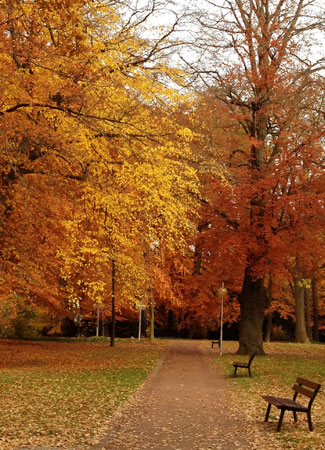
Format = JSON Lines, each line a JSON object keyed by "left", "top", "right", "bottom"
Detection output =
{"left": 94, "top": 340, "right": 275, "bottom": 450}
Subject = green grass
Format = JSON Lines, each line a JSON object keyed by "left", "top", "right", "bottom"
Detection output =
{"left": 212, "top": 341, "right": 325, "bottom": 450}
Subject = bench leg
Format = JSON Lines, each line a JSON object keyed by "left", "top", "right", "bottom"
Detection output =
{"left": 307, "top": 411, "right": 313, "bottom": 431}
{"left": 248, "top": 367, "right": 251, "bottom": 377}
{"left": 233, "top": 366, "right": 237, "bottom": 377}
{"left": 265, "top": 403, "right": 271, "bottom": 422}
{"left": 293, "top": 411, "right": 298, "bottom": 422}
{"left": 277, "top": 409, "right": 285, "bottom": 432}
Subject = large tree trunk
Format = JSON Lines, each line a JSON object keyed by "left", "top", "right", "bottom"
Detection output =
{"left": 238, "top": 270, "right": 267, "bottom": 354}
{"left": 294, "top": 277, "right": 308, "bottom": 343}
{"left": 312, "top": 277, "right": 320, "bottom": 342}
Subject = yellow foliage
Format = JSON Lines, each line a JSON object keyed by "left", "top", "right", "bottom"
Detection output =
{"left": 0, "top": 0, "right": 200, "bottom": 318}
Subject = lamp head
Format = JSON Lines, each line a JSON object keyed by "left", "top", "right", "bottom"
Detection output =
{"left": 218, "top": 282, "right": 227, "bottom": 297}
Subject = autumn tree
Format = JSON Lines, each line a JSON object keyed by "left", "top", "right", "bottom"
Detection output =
{"left": 0, "top": 0, "right": 201, "bottom": 340}
{"left": 0, "top": 0, "right": 200, "bottom": 334}
{"left": 184, "top": 0, "right": 325, "bottom": 353}
{"left": 163, "top": 97, "right": 245, "bottom": 337}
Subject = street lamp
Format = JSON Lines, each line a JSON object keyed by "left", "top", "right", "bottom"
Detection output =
{"left": 135, "top": 302, "right": 146, "bottom": 341}
{"left": 94, "top": 303, "right": 104, "bottom": 337}
{"left": 217, "top": 282, "right": 227, "bottom": 356}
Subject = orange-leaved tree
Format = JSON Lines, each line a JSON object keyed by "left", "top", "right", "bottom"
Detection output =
{"left": 185, "top": 0, "right": 325, "bottom": 353}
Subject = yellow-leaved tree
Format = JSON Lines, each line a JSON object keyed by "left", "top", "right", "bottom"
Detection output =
{"left": 0, "top": 0, "right": 199, "bottom": 338}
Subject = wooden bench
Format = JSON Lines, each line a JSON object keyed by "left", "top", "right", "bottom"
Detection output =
{"left": 262, "top": 377, "right": 321, "bottom": 432}
{"left": 211, "top": 340, "right": 220, "bottom": 348}
{"left": 232, "top": 352, "right": 256, "bottom": 377}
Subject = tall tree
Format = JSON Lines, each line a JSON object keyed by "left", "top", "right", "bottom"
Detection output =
{"left": 0, "top": 0, "right": 199, "bottom": 318}
{"left": 186, "top": 0, "right": 325, "bottom": 353}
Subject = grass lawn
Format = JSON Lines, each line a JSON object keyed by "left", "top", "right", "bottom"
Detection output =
{"left": 212, "top": 341, "right": 325, "bottom": 450}
{"left": 0, "top": 338, "right": 167, "bottom": 449}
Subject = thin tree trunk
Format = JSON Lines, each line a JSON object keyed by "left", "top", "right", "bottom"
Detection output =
{"left": 312, "top": 277, "right": 320, "bottom": 342}
{"left": 304, "top": 287, "right": 312, "bottom": 340}
{"left": 141, "top": 309, "right": 148, "bottom": 336}
{"left": 238, "top": 269, "right": 267, "bottom": 354}
{"left": 294, "top": 277, "right": 308, "bottom": 343}
{"left": 149, "top": 288, "right": 155, "bottom": 342}
{"left": 265, "top": 274, "right": 273, "bottom": 342}
{"left": 96, "top": 305, "right": 100, "bottom": 337}
{"left": 102, "top": 308, "right": 105, "bottom": 337}
{"left": 110, "top": 259, "right": 116, "bottom": 347}
{"left": 187, "top": 323, "right": 196, "bottom": 339}
{"left": 265, "top": 313, "right": 272, "bottom": 342}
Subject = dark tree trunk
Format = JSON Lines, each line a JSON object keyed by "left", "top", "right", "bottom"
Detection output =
{"left": 141, "top": 309, "right": 148, "bottom": 336}
{"left": 264, "top": 274, "right": 273, "bottom": 342}
{"left": 304, "top": 287, "right": 312, "bottom": 340}
{"left": 149, "top": 288, "right": 155, "bottom": 342}
{"left": 312, "top": 277, "right": 320, "bottom": 342}
{"left": 187, "top": 323, "right": 196, "bottom": 339}
{"left": 264, "top": 313, "right": 272, "bottom": 343}
{"left": 167, "top": 309, "right": 176, "bottom": 337}
{"left": 110, "top": 259, "right": 116, "bottom": 347}
{"left": 294, "top": 276, "right": 308, "bottom": 343}
{"left": 238, "top": 269, "right": 267, "bottom": 354}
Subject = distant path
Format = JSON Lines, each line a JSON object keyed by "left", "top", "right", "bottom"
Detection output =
{"left": 94, "top": 340, "right": 264, "bottom": 450}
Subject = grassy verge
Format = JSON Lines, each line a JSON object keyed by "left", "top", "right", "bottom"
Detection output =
{"left": 0, "top": 338, "right": 167, "bottom": 449}
{"left": 212, "top": 341, "right": 325, "bottom": 450}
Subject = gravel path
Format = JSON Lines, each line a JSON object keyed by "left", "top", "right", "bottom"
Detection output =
{"left": 94, "top": 340, "right": 276, "bottom": 450}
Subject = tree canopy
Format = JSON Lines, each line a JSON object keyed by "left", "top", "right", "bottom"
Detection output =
{"left": 0, "top": 0, "right": 324, "bottom": 349}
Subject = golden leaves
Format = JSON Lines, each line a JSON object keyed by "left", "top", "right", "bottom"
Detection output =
{"left": 0, "top": 0, "right": 201, "bottom": 318}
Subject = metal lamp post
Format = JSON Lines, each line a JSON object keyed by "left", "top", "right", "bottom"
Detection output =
{"left": 136, "top": 302, "right": 146, "bottom": 341}
{"left": 217, "top": 282, "right": 227, "bottom": 356}
{"left": 95, "top": 303, "right": 104, "bottom": 337}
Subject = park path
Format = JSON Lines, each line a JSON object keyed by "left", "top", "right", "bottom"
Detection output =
{"left": 93, "top": 340, "right": 276, "bottom": 450}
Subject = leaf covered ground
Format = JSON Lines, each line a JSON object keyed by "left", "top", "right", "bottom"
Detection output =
{"left": 0, "top": 339, "right": 324, "bottom": 449}
{"left": 212, "top": 341, "right": 325, "bottom": 450}
{"left": 0, "top": 338, "right": 167, "bottom": 449}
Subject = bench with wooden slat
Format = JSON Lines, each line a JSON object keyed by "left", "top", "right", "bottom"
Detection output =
{"left": 211, "top": 340, "right": 220, "bottom": 348}
{"left": 232, "top": 352, "right": 256, "bottom": 377}
{"left": 262, "top": 377, "right": 321, "bottom": 432}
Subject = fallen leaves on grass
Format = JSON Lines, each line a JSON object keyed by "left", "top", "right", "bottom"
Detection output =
{"left": 0, "top": 339, "right": 167, "bottom": 449}
{"left": 211, "top": 340, "right": 325, "bottom": 450}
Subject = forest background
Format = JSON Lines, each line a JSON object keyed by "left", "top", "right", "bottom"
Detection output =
{"left": 0, "top": 0, "right": 324, "bottom": 354}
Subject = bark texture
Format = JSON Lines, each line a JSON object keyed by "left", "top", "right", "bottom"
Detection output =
{"left": 238, "top": 271, "right": 267, "bottom": 354}
{"left": 294, "top": 277, "right": 308, "bottom": 343}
